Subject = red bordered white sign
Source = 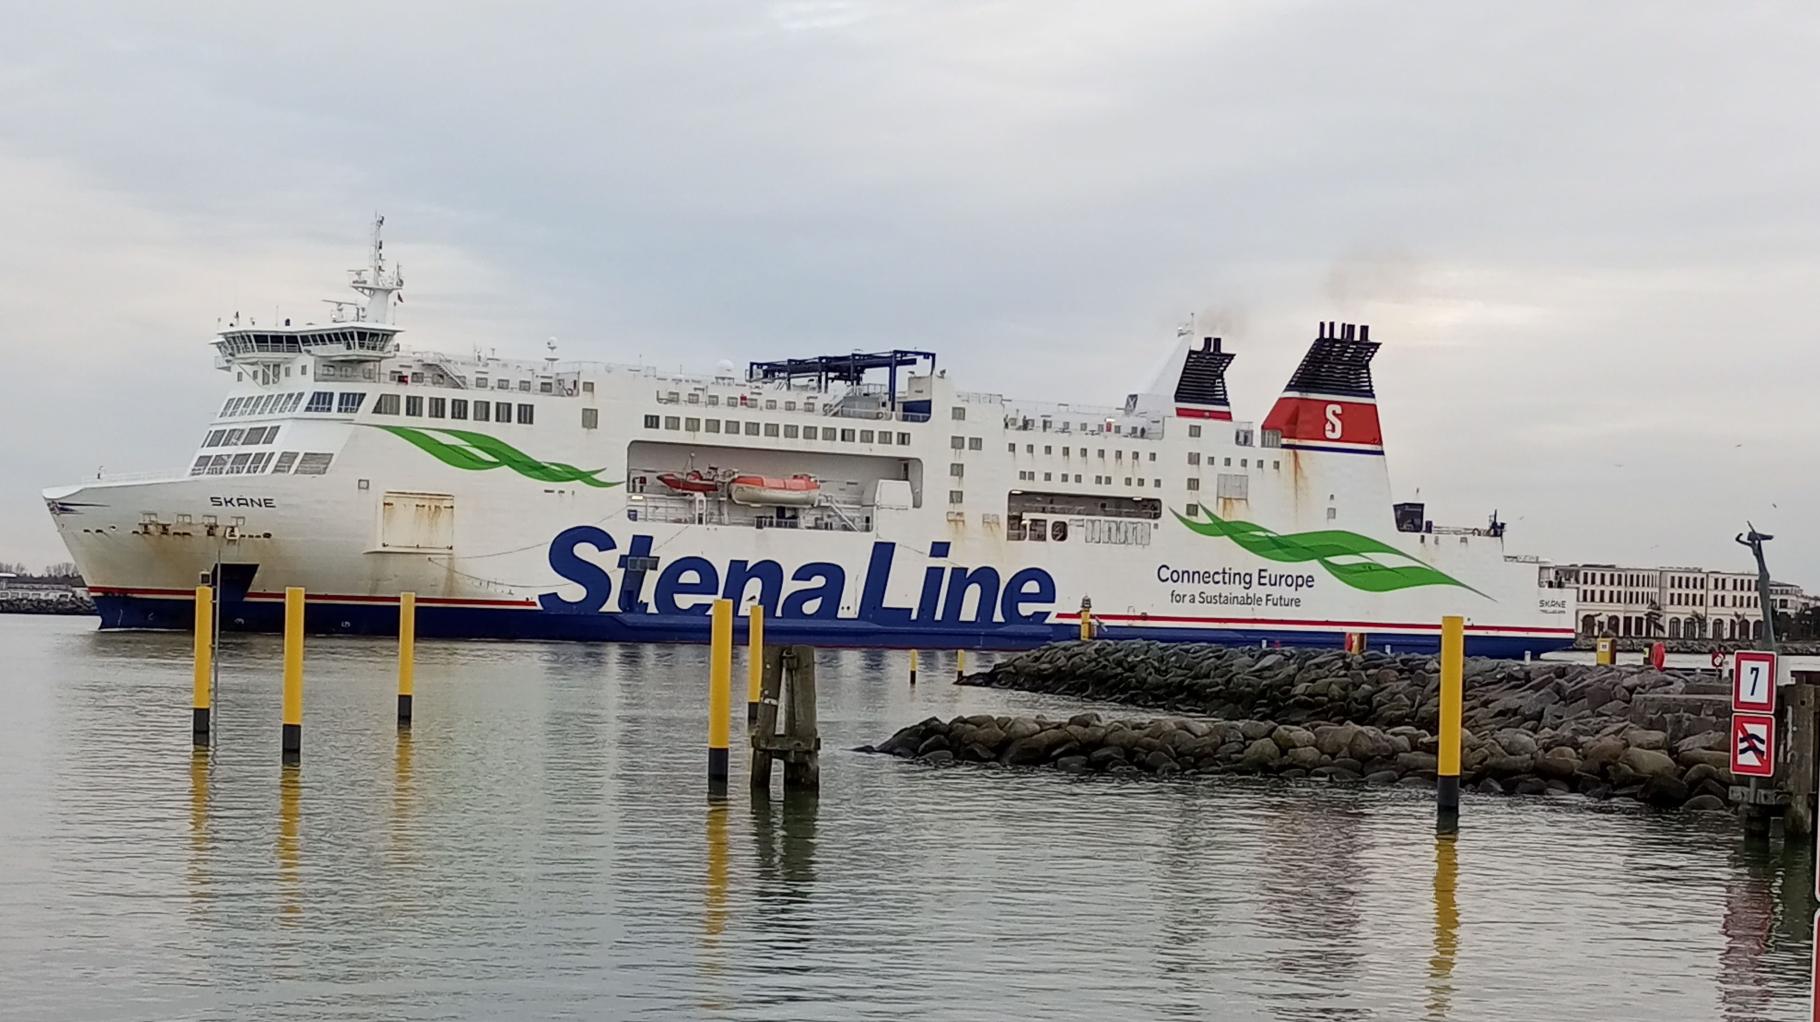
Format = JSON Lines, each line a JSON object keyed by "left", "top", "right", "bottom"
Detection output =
{"left": 1732, "top": 650, "right": 1778, "bottom": 713}
{"left": 1730, "top": 712, "right": 1776, "bottom": 779}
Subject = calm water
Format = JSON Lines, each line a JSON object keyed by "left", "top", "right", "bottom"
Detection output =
{"left": 1, "top": 615, "right": 1816, "bottom": 1021}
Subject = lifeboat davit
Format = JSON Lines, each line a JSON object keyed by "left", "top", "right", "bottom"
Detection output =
{"left": 658, "top": 470, "right": 721, "bottom": 494}
{"left": 728, "top": 474, "right": 820, "bottom": 507}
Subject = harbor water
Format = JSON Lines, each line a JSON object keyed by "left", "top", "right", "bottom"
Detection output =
{"left": 1, "top": 614, "right": 1816, "bottom": 1021}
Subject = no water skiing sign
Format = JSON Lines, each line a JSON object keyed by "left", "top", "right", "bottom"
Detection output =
{"left": 1732, "top": 650, "right": 1778, "bottom": 713}
{"left": 1729, "top": 713, "right": 1775, "bottom": 779}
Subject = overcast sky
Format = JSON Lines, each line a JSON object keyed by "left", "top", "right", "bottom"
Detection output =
{"left": 2, "top": 3, "right": 1816, "bottom": 585}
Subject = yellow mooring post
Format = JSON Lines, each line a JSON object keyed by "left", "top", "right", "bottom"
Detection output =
{"left": 1594, "top": 636, "right": 1615, "bottom": 666}
{"left": 1079, "top": 599, "right": 1094, "bottom": 642}
{"left": 192, "top": 584, "right": 213, "bottom": 744}
{"left": 909, "top": 649, "right": 919, "bottom": 687}
{"left": 746, "top": 603, "right": 764, "bottom": 729}
{"left": 955, "top": 648, "right": 966, "bottom": 682}
{"left": 281, "top": 587, "right": 304, "bottom": 762}
{"left": 397, "top": 591, "right": 417, "bottom": 728}
{"left": 708, "top": 598, "right": 733, "bottom": 799}
{"left": 1436, "top": 615, "right": 1465, "bottom": 834}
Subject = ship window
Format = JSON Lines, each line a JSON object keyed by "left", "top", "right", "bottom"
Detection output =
{"left": 969, "top": 437, "right": 983, "bottom": 451}
{"left": 1114, "top": 451, "right": 1122, "bottom": 461}
{"left": 1027, "top": 516, "right": 1046, "bottom": 540}
{"left": 339, "top": 392, "right": 365, "bottom": 414}
{"left": 952, "top": 406, "right": 966, "bottom": 420}
{"left": 1044, "top": 472, "right": 1053, "bottom": 481}
{"left": 451, "top": 399, "right": 468, "bottom": 420}
{"left": 428, "top": 397, "right": 446, "bottom": 418}
{"left": 190, "top": 456, "right": 210, "bottom": 476}
{"left": 1137, "top": 478, "right": 1145, "bottom": 487}
{"left": 951, "top": 436, "right": 965, "bottom": 450}
{"left": 410, "top": 372, "right": 424, "bottom": 384}
{"left": 878, "top": 431, "right": 892, "bottom": 445}
{"left": 950, "top": 463, "right": 964, "bottom": 478}
{"left": 227, "top": 453, "right": 253, "bottom": 474}
{"left": 1186, "top": 478, "right": 1200, "bottom": 491}
{"left": 223, "top": 428, "right": 246, "bottom": 446}
{"left": 582, "top": 382, "right": 594, "bottom": 395}
{"left": 294, "top": 453, "right": 334, "bottom": 475}
{"left": 1223, "top": 457, "right": 1232, "bottom": 466}
{"left": 252, "top": 396, "right": 271, "bottom": 415}
{"left": 898, "top": 432, "right": 910, "bottom": 445}
{"left": 1185, "top": 503, "right": 1200, "bottom": 516}
{"left": 1008, "top": 443, "right": 1016, "bottom": 454}
{"left": 664, "top": 416, "right": 681, "bottom": 430}
{"left": 540, "top": 381, "right": 554, "bottom": 394}
{"left": 405, "top": 396, "right": 423, "bottom": 417}
{"left": 520, "top": 381, "right": 533, "bottom": 393}
{"left": 249, "top": 452, "right": 271, "bottom": 473}
{"left": 497, "top": 380, "right": 511, "bottom": 390}
{"left": 832, "top": 427, "right": 850, "bottom": 442}
{"left": 1154, "top": 479, "right": 1161, "bottom": 488}
{"left": 765, "top": 399, "right": 777, "bottom": 410}
{"left": 1052, "top": 520, "right": 1068, "bottom": 542}
{"left": 784, "top": 424, "right": 799, "bottom": 439}
{"left": 1235, "top": 429, "right": 1254, "bottom": 446}
{"left": 373, "top": 394, "right": 399, "bottom": 416}
{"left": 1188, "top": 424, "right": 1201, "bottom": 438}
{"left": 707, "top": 395, "right": 720, "bottom": 407}
{"left": 725, "top": 419, "right": 739, "bottom": 433}
{"left": 1122, "top": 477, "right": 1131, "bottom": 486}
{"left": 1096, "top": 449, "right": 1104, "bottom": 458}
{"left": 706, "top": 420, "right": 721, "bottom": 433}
{"left": 1261, "top": 430, "right": 1282, "bottom": 448}
{"left": 950, "top": 490, "right": 965, "bottom": 505}
{"left": 287, "top": 393, "right": 303, "bottom": 412}
{"left": 1148, "top": 452, "right": 1156, "bottom": 462}
{"left": 784, "top": 401, "right": 797, "bottom": 412}
{"left": 860, "top": 429, "right": 875, "bottom": 443}
{"left": 473, "top": 402, "right": 491, "bottom": 423}
{"left": 474, "top": 375, "right": 487, "bottom": 388}
{"left": 496, "top": 401, "right": 511, "bottom": 422}
{"left": 519, "top": 404, "right": 535, "bottom": 425}
{"left": 745, "top": 422, "right": 760, "bottom": 436}
{"left": 1240, "top": 458, "right": 1248, "bottom": 468}
{"left": 1188, "top": 452, "right": 1200, "bottom": 465}
{"left": 1272, "top": 460, "right": 1279, "bottom": 470}
{"left": 305, "top": 391, "right": 333, "bottom": 413}
{"left": 685, "top": 416, "right": 700, "bottom": 431}
{"left": 206, "top": 454, "right": 231, "bottom": 475}
{"left": 272, "top": 451, "right": 299, "bottom": 474}
{"left": 219, "top": 400, "right": 234, "bottom": 417}
{"left": 764, "top": 423, "right": 779, "bottom": 437}
{"left": 204, "top": 430, "right": 227, "bottom": 448}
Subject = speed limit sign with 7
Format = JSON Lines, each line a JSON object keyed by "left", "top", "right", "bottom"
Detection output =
{"left": 1731, "top": 650, "right": 1777, "bottom": 713}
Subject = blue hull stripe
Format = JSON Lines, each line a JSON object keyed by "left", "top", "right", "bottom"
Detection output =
{"left": 95, "top": 595, "right": 1573, "bottom": 659}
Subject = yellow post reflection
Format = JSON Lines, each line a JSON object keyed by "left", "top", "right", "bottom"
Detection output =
{"left": 390, "top": 729, "right": 415, "bottom": 867}
{"left": 278, "top": 764, "right": 301, "bottom": 919}
{"left": 697, "top": 800, "right": 730, "bottom": 1011}
{"left": 187, "top": 748, "right": 209, "bottom": 906}
{"left": 1428, "top": 834, "right": 1459, "bottom": 1020}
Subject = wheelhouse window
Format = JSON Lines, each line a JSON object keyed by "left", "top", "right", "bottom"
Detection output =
{"left": 190, "top": 456, "right": 210, "bottom": 476}
{"left": 203, "top": 430, "right": 227, "bottom": 447}
{"left": 294, "top": 453, "right": 334, "bottom": 475}
{"left": 338, "top": 392, "right": 365, "bottom": 415}
{"left": 272, "top": 451, "right": 299, "bottom": 474}
{"left": 373, "top": 394, "right": 400, "bottom": 415}
{"left": 305, "top": 391, "right": 334, "bottom": 413}
{"left": 223, "top": 428, "right": 246, "bottom": 445}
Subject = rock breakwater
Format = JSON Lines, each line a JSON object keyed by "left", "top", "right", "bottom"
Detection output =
{"left": 861, "top": 641, "right": 1745, "bottom": 810}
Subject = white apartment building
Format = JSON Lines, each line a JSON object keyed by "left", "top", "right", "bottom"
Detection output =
{"left": 1545, "top": 563, "right": 1785, "bottom": 641}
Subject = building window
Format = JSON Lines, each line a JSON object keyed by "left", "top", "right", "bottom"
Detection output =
{"left": 474, "top": 402, "right": 491, "bottom": 422}
{"left": 428, "top": 397, "right": 446, "bottom": 418}
{"left": 405, "top": 395, "right": 423, "bottom": 416}
{"left": 338, "top": 392, "right": 365, "bottom": 415}
{"left": 451, "top": 399, "right": 468, "bottom": 420}
{"left": 306, "top": 391, "right": 333, "bottom": 413}
{"left": 496, "top": 401, "right": 512, "bottom": 422}
{"left": 583, "top": 408, "right": 599, "bottom": 430}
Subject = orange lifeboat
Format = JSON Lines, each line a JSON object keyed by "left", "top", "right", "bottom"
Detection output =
{"left": 657, "top": 470, "right": 721, "bottom": 494}
{"left": 728, "top": 473, "right": 820, "bottom": 507}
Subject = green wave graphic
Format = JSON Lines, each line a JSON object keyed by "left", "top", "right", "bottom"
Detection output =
{"left": 374, "top": 425, "right": 619, "bottom": 488}
{"left": 1171, "top": 507, "right": 1484, "bottom": 595}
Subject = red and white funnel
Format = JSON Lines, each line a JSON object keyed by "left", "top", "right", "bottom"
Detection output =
{"left": 1261, "top": 321, "right": 1383, "bottom": 455}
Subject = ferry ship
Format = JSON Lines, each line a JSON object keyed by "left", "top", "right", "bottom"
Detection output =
{"left": 45, "top": 221, "right": 1575, "bottom": 655}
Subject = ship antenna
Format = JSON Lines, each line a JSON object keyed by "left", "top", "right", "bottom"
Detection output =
{"left": 348, "top": 213, "right": 403, "bottom": 325}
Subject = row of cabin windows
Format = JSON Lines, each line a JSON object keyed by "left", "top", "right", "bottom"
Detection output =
{"left": 189, "top": 451, "right": 331, "bottom": 477}
{"left": 372, "top": 394, "right": 534, "bottom": 425}
{"left": 658, "top": 392, "right": 826, "bottom": 412}
{"left": 1008, "top": 443, "right": 1157, "bottom": 461}
{"left": 221, "top": 392, "right": 305, "bottom": 418}
{"left": 402, "top": 371, "right": 550, "bottom": 394}
{"left": 641, "top": 415, "right": 912, "bottom": 445}
{"left": 1187, "top": 453, "right": 1280, "bottom": 470}
{"left": 1184, "top": 423, "right": 1279, "bottom": 447}
{"left": 303, "top": 391, "right": 368, "bottom": 415}
{"left": 952, "top": 436, "right": 986, "bottom": 451}
{"left": 202, "top": 425, "right": 282, "bottom": 448}
{"left": 1013, "top": 468, "right": 1163, "bottom": 487}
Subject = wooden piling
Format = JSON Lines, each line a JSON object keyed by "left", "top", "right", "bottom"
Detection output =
{"left": 751, "top": 644, "right": 821, "bottom": 793}
{"left": 281, "top": 587, "right": 304, "bottom": 762}
{"left": 1436, "top": 615, "right": 1464, "bottom": 834}
{"left": 192, "top": 584, "right": 212, "bottom": 743}
{"left": 397, "top": 591, "right": 416, "bottom": 728}
{"left": 707, "top": 598, "right": 733, "bottom": 798}
{"left": 746, "top": 604, "right": 764, "bottom": 729}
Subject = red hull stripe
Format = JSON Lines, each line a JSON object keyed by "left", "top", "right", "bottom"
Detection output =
{"left": 1174, "top": 407, "right": 1234, "bottom": 420}
{"left": 89, "top": 585, "right": 537, "bottom": 608}
{"left": 1053, "top": 611, "right": 1573, "bottom": 636}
